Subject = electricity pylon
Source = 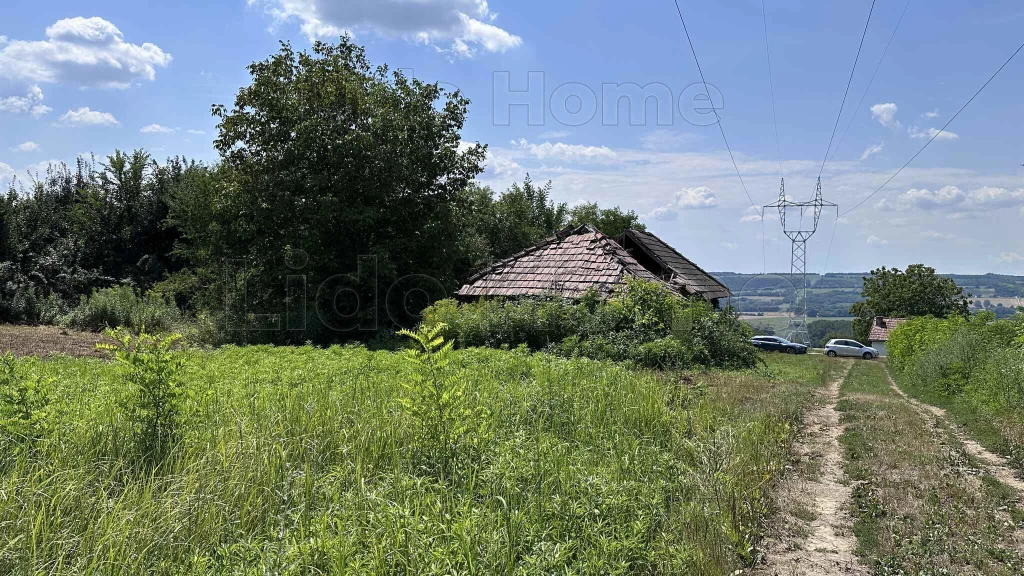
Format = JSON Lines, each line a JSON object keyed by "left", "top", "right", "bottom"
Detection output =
{"left": 764, "top": 178, "right": 838, "bottom": 344}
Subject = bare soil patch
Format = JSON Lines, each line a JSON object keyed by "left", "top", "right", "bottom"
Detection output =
{"left": 0, "top": 324, "right": 108, "bottom": 358}
{"left": 757, "top": 361, "right": 869, "bottom": 575}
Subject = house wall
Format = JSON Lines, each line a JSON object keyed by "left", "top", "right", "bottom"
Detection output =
{"left": 871, "top": 341, "right": 888, "bottom": 356}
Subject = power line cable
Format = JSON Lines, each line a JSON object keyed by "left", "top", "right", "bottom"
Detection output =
{"left": 670, "top": 0, "right": 765, "bottom": 272}
{"left": 843, "top": 39, "right": 1024, "bottom": 215}
{"left": 818, "top": 0, "right": 878, "bottom": 179}
{"left": 761, "top": 0, "right": 784, "bottom": 178}
{"left": 823, "top": 0, "right": 912, "bottom": 174}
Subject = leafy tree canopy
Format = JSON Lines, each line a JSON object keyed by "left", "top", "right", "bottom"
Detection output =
{"left": 850, "top": 264, "right": 970, "bottom": 341}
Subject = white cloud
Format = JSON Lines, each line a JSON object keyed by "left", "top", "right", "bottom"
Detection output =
{"left": 866, "top": 235, "right": 888, "bottom": 246}
{"left": 645, "top": 186, "right": 719, "bottom": 221}
{"left": 909, "top": 126, "right": 959, "bottom": 141}
{"left": 0, "top": 162, "right": 13, "bottom": 187}
{"left": 878, "top": 185, "right": 1024, "bottom": 213}
{"left": 921, "top": 230, "right": 955, "bottom": 240}
{"left": 870, "top": 103, "right": 900, "bottom": 129}
{"left": 740, "top": 205, "right": 778, "bottom": 223}
{"left": 252, "top": 0, "right": 521, "bottom": 57}
{"left": 860, "top": 141, "right": 884, "bottom": 161}
{"left": 539, "top": 130, "right": 570, "bottom": 139}
{"left": 674, "top": 186, "right": 718, "bottom": 209}
{"left": 140, "top": 123, "right": 175, "bottom": 134}
{"left": 922, "top": 109, "right": 940, "bottom": 119}
{"left": 58, "top": 107, "right": 119, "bottom": 127}
{"left": 0, "top": 86, "right": 51, "bottom": 116}
{"left": 888, "top": 218, "right": 908, "bottom": 226}
{"left": 0, "top": 17, "right": 169, "bottom": 119}
{"left": 186, "top": 129, "right": 206, "bottom": 135}
{"left": 511, "top": 139, "right": 616, "bottom": 163}
{"left": 996, "top": 252, "right": 1024, "bottom": 263}
{"left": 11, "top": 141, "right": 38, "bottom": 152}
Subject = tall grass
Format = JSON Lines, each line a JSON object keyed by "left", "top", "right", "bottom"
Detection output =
{"left": 0, "top": 343, "right": 829, "bottom": 574}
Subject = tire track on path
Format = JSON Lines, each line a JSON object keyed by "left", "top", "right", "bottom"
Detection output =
{"left": 883, "top": 368, "right": 1024, "bottom": 494}
{"left": 757, "top": 361, "right": 868, "bottom": 576}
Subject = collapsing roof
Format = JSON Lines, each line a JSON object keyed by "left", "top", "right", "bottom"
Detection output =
{"left": 456, "top": 224, "right": 731, "bottom": 303}
{"left": 618, "top": 229, "right": 732, "bottom": 301}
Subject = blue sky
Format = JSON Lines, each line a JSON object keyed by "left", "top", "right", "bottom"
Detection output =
{"left": 1, "top": 0, "right": 1023, "bottom": 274}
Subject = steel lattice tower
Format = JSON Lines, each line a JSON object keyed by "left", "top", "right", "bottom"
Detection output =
{"left": 764, "top": 178, "right": 838, "bottom": 344}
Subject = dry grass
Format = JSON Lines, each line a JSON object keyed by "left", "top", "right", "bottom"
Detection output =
{"left": 838, "top": 361, "right": 1024, "bottom": 575}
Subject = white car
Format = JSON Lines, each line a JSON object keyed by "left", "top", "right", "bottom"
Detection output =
{"left": 825, "top": 339, "right": 879, "bottom": 360}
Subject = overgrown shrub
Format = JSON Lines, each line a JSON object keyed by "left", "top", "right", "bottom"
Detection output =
{"left": 100, "top": 328, "right": 188, "bottom": 464}
{"left": 0, "top": 354, "right": 53, "bottom": 453}
{"left": 423, "top": 278, "right": 757, "bottom": 370}
{"left": 64, "top": 286, "right": 182, "bottom": 333}
{"left": 398, "top": 323, "right": 491, "bottom": 479}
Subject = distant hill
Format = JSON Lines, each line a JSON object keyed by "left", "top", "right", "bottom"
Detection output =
{"left": 711, "top": 272, "right": 1024, "bottom": 319}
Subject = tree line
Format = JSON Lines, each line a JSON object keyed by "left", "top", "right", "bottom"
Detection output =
{"left": 0, "top": 38, "right": 643, "bottom": 343}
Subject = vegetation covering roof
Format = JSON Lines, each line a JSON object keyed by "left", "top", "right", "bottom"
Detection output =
{"left": 621, "top": 229, "right": 732, "bottom": 300}
{"left": 457, "top": 225, "right": 665, "bottom": 299}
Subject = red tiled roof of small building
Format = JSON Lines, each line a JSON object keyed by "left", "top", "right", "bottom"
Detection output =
{"left": 457, "top": 225, "right": 666, "bottom": 299}
{"left": 868, "top": 317, "right": 907, "bottom": 342}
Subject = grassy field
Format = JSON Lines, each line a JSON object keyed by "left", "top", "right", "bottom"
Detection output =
{"left": 837, "top": 362, "right": 1024, "bottom": 574}
{"left": 0, "top": 339, "right": 836, "bottom": 575}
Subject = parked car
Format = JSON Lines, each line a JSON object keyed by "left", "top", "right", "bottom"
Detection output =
{"left": 750, "top": 336, "right": 808, "bottom": 354}
{"left": 825, "top": 339, "right": 879, "bottom": 360}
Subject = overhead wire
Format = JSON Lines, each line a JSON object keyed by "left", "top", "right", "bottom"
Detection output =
{"left": 670, "top": 0, "right": 765, "bottom": 273}
{"left": 822, "top": 0, "right": 912, "bottom": 175}
{"left": 842, "top": 39, "right": 1024, "bottom": 215}
{"left": 818, "top": 0, "right": 878, "bottom": 179}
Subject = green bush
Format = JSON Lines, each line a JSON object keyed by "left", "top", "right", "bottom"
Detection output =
{"left": 100, "top": 328, "right": 188, "bottom": 464}
{"left": 63, "top": 286, "right": 182, "bottom": 333}
{"left": 423, "top": 278, "right": 757, "bottom": 370}
{"left": 0, "top": 354, "right": 54, "bottom": 453}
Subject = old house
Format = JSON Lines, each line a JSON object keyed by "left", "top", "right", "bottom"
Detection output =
{"left": 456, "top": 224, "right": 731, "bottom": 306}
{"left": 868, "top": 316, "right": 906, "bottom": 356}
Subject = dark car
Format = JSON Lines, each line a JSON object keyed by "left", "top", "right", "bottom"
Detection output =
{"left": 750, "top": 336, "right": 808, "bottom": 354}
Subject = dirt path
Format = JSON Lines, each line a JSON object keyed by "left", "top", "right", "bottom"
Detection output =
{"left": 758, "top": 362, "right": 869, "bottom": 576}
{"left": 883, "top": 369, "right": 1024, "bottom": 494}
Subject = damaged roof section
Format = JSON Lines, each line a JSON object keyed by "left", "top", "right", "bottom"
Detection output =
{"left": 618, "top": 229, "right": 732, "bottom": 301}
{"left": 457, "top": 224, "right": 663, "bottom": 299}
{"left": 457, "top": 224, "right": 732, "bottom": 303}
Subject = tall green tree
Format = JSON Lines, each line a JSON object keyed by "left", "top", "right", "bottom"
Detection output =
{"left": 173, "top": 38, "right": 486, "bottom": 341}
{"left": 850, "top": 264, "right": 971, "bottom": 341}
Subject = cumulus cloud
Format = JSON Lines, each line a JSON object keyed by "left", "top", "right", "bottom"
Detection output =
{"left": 252, "top": 0, "right": 521, "bottom": 57}
{"left": 870, "top": 103, "right": 900, "bottom": 129}
{"left": 996, "top": 252, "right": 1024, "bottom": 263}
{"left": 866, "top": 235, "right": 888, "bottom": 245}
{"left": 739, "top": 205, "right": 778, "bottom": 223}
{"left": 58, "top": 107, "right": 119, "bottom": 127}
{"left": 11, "top": 141, "right": 38, "bottom": 152}
{"left": 908, "top": 126, "right": 959, "bottom": 141}
{"left": 922, "top": 109, "right": 940, "bottom": 119}
{"left": 674, "top": 187, "right": 718, "bottom": 209}
{"left": 0, "top": 17, "right": 170, "bottom": 118}
{"left": 877, "top": 185, "right": 1024, "bottom": 213}
{"left": 140, "top": 123, "right": 175, "bottom": 134}
{"left": 646, "top": 187, "right": 719, "bottom": 221}
{"left": 511, "top": 139, "right": 616, "bottom": 163}
{"left": 186, "top": 129, "right": 206, "bottom": 135}
{"left": 860, "top": 141, "right": 884, "bottom": 161}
